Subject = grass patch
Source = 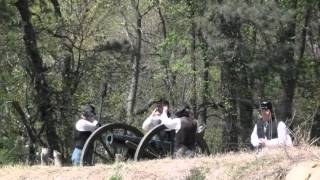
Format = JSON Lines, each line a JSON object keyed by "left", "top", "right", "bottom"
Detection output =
{"left": 186, "top": 167, "right": 208, "bottom": 180}
{"left": 228, "top": 154, "right": 288, "bottom": 180}
{"left": 108, "top": 162, "right": 124, "bottom": 180}
{"left": 108, "top": 174, "right": 122, "bottom": 180}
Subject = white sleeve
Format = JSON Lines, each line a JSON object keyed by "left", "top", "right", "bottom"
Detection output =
{"left": 76, "top": 119, "right": 98, "bottom": 132}
{"left": 160, "top": 112, "right": 181, "bottom": 132}
{"left": 266, "top": 121, "right": 293, "bottom": 147}
{"left": 250, "top": 124, "right": 260, "bottom": 147}
{"left": 277, "top": 121, "right": 293, "bottom": 146}
{"left": 142, "top": 115, "right": 153, "bottom": 131}
{"left": 142, "top": 115, "right": 161, "bottom": 131}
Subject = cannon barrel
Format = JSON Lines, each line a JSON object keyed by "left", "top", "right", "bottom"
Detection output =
{"left": 106, "top": 134, "right": 142, "bottom": 145}
{"left": 106, "top": 134, "right": 172, "bottom": 147}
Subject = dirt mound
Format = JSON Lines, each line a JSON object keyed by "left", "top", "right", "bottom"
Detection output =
{"left": 286, "top": 161, "right": 320, "bottom": 180}
{"left": 0, "top": 145, "right": 319, "bottom": 180}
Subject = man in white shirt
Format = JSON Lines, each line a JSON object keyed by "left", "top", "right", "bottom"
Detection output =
{"left": 160, "top": 105, "right": 197, "bottom": 157}
{"left": 71, "top": 104, "right": 100, "bottom": 165}
{"left": 250, "top": 101, "right": 292, "bottom": 148}
{"left": 142, "top": 100, "right": 170, "bottom": 132}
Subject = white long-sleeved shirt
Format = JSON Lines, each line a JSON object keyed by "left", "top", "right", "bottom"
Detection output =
{"left": 142, "top": 115, "right": 162, "bottom": 132}
{"left": 250, "top": 121, "right": 293, "bottom": 147}
{"left": 75, "top": 118, "right": 99, "bottom": 132}
{"left": 159, "top": 111, "right": 181, "bottom": 133}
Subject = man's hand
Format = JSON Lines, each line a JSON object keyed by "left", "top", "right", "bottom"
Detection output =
{"left": 151, "top": 108, "right": 159, "bottom": 116}
{"left": 162, "top": 106, "right": 168, "bottom": 113}
{"left": 258, "top": 138, "right": 266, "bottom": 147}
{"left": 151, "top": 108, "right": 157, "bottom": 114}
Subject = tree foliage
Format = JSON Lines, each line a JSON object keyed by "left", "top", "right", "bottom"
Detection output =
{"left": 0, "top": 0, "right": 319, "bottom": 164}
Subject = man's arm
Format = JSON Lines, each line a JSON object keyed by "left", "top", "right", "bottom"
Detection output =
{"left": 142, "top": 115, "right": 161, "bottom": 131}
{"left": 160, "top": 111, "right": 181, "bottom": 132}
{"left": 142, "top": 115, "right": 153, "bottom": 131}
{"left": 265, "top": 121, "right": 293, "bottom": 147}
{"left": 276, "top": 121, "right": 292, "bottom": 146}
{"left": 76, "top": 119, "right": 99, "bottom": 132}
{"left": 142, "top": 109, "right": 162, "bottom": 131}
{"left": 250, "top": 124, "right": 260, "bottom": 147}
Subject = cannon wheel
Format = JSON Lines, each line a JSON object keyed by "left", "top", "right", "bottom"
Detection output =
{"left": 134, "top": 124, "right": 210, "bottom": 161}
{"left": 80, "top": 123, "right": 144, "bottom": 166}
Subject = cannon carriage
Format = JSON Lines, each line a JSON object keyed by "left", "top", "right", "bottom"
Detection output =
{"left": 80, "top": 122, "right": 210, "bottom": 166}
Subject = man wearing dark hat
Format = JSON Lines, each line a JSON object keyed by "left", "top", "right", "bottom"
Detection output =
{"left": 71, "top": 104, "right": 100, "bottom": 165}
{"left": 142, "top": 100, "right": 170, "bottom": 132}
{"left": 250, "top": 101, "right": 292, "bottom": 148}
{"left": 160, "top": 104, "right": 197, "bottom": 157}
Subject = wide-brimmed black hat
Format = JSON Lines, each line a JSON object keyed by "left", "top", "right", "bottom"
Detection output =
{"left": 82, "top": 104, "right": 96, "bottom": 118}
{"left": 175, "top": 104, "right": 190, "bottom": 118}
{"left": 155, "top": 99, "right": 169, "bottom": 113}
{"left": 260, "top": 101, "right": 272, "bottom": 111}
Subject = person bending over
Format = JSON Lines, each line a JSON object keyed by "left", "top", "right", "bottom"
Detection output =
{"left": 160, "top": 104, "right": 197, "bottom": 157}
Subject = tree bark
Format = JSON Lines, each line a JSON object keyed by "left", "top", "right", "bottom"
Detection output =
{"left": 311, "top": 107, "right": 320, "bottom": 144}
{"left": 15, "top": 0, "right": 60, "bottom": 152}
{"left": 198, "top": 29, "right": 209, "bottom": 126}
{"left": 50, "top": 0, "right": 62, "bottom": 17}
{"left": 219, "top": 15, "right": 244, "bottom": 151}
{"left": 185, "top": 0, "right": 198, "bottom": 118}
{"left": 238, "top": 73, "right": 253, "bottom": 144}
{"left": 126, "top": 0, "right": 142, "bottom": 124}
{"left": 277, "top": 0, "right": 298, "bottom": 121}
{"left": 190, "top": 21, "right": 198, "bottom": 119}
{"left": 157, "top": 5, "right": 176, "bottom": 107}
{"left": 11, "top": 101, "right": 38, "bottom": 164}
{"left": 221, "top": 63, "right": 239, "bottom": 151}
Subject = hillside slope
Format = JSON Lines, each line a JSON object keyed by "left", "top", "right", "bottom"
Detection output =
{"left": 0, "top": 146, "right": 319, "bottom": 180}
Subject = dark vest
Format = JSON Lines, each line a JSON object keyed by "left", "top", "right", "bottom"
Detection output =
{"left": 175, "top": 117, "right": 197, "bottom": 150}
{"left": 74, "top": 131, "right": 92, "bottom": 149}
{"left": 257, "top": 119, "right": 278, "bottom": 140}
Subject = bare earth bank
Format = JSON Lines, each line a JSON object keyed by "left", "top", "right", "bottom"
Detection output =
{"left": 0, "top": 146, "right": 319, "bottom": 180}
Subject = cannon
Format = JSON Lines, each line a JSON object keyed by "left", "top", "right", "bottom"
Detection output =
{"left": 106, "top": 134, "right": 142, "bottom": 146}
{"left": 106, "top": 134, "right": 172, "bottom": 149}
{"left": 80, "top": 123, "right": 144, "bottom": 166}
{"left": 105, "top": 133, "right": 174, "bottom": 158}
{"left": 80, "top": 123, "right": 210, "bottom": 166}
{"left": 134, "top": 124, "right": 210, "bottom": 161}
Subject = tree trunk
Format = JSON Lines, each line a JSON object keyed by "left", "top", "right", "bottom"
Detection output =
{"left": 237, "top": 34, "right": 253, "bottom": 145}
{"left": 190, "top": 21, "right": 198, "bottom": 119}
{"left": 238, "top": 74, "right": 253, "bottom": 144}
{"left": 11, "top": 101, "right": 38, "bottom": 164}
{"left": 198, "top": 29, "right": 209, "bottom": 126}
{"left": 158, "top": 4, "right": 176, "bottom": 107}
{"left": 15, "top": 0, "right": 60, "bottom": 152}
{"left": 50, "top": 0, "right": 62, "bottom": 17}
{"left": 311, "top": 108, "right": 320, "bottom": 144}
{"left": 126, "top": 0, "right": 142, "bottom": 124}
{"left": 277, "top": 0, "right": 298, "bottom": 121}
{"left": 219, "top": 16, "right": 243, "bottom": 151}
{"left": 221, "top": 63, "right": 239, "bottom": 151}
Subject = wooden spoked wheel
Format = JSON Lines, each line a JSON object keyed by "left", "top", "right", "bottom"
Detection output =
{"left": 80, "top": 123, "right": 144, "bottom": 166}
{"left": 134, "top": 124, "right": 210, "bottom": 161}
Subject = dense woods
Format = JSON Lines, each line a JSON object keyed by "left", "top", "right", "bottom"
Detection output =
{"left": 0, "top": 0, "right": 319, "bottom": 164}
